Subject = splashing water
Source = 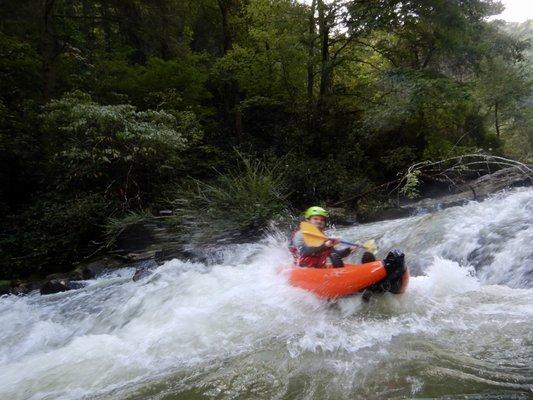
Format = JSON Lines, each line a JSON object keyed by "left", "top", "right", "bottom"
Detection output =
{"left": 1, "top": 188, "right": 532, "bottom": 399}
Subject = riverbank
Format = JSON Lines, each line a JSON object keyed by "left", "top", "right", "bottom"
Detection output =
{"left": 1, "top": 166, "right": 530, "bottom": 296}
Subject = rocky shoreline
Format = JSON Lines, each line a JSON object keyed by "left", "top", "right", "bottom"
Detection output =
{"left": 1, "top": 166, "right": 530, "bottom": 296}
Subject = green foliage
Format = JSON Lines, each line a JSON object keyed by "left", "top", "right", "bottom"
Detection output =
{"left": 214, "top": 0, "right": 307, "bottom": 102}
{"left": 43, "top": 91, "right": 200, "bottom": 207}
{"left": 0, "top": 194, "right": 107, "bottom": 279}
{"left": 282, "top": 154, "right": 366, "bottom": 207}
{"left": 176, "top": 153, "right": 289, "bottom": 234}
{"left": 0, "top": 32, "right": 40, "bottom": 105}
{"left": 95, "top": 56, "right": 212, "bottom": 112}
{"left": 400, "top": 170, "right": 421, "bottom": 200}
{"left": 501, "top": 20, "right": 533, "bottom": 62}
{"left": 380, "top": 146, "right": 418, "bottom": 175}
{"left": 422, "top": 134, "right": 476, "bottom": 161}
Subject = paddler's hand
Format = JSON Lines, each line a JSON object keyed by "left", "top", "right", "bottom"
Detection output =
{"left": 349, "top": 245, "right": 360, "bottom": 252}
{"left": 324, "top": 239, "right": 340, "bottom": 247}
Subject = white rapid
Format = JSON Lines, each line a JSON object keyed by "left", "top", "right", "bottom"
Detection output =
{"left": 1, "top": 188, "right": 532, "bottom": 400}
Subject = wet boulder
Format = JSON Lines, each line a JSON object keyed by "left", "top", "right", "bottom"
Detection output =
{"left": 77, "top": 256, "right": 126, "bottom": 279}
{"left": 67, "top": 281, "right": 87, "bottom": 290}
{"left": 132, "top": 268, "right": 154, "bottom": 281}
{"left": 132, "top": 259, "right": 158, "bottom": 281}
{"left": 10, "top": 280, "right": 33, "bottom": 295}
{"left": 40, "top": 279, "right": 70, "bottom": 295}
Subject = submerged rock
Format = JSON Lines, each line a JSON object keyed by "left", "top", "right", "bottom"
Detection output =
{"left": 66, "top": 281, "right": 87, "bottom": 290}
{"left": 132, "top": 268, "right": 153, "bottom": 281}
{"left": 132, "top": 259, "right": 158, "bottom": 281}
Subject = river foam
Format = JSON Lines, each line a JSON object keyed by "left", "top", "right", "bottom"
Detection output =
{"left": 1, "top": 188, "right": 532, "bottom": 399}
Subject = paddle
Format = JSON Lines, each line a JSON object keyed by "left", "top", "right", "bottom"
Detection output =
{"left": 299, "top": 221, "right": 377, "bottom": 253}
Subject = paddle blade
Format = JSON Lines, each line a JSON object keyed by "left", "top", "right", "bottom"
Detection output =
{"left": 299, "top": 221, "right": 328, "bottom": 247}
{"left": 362, "top": 239, "right": 377, "bottom": 254}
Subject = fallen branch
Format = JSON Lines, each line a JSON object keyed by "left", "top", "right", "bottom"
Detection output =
{"left": 396, "top": 154, "right": 532, "bottom": 200}
{"left": 334, "top": 154, "right": 532, "bottom": 206}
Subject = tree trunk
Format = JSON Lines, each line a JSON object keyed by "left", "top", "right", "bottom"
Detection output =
{"left": 217, "top": 0, "right": 242, "bottom": 141}
{"left": 118, "top": 2, "right": 145, "bottom": 64}
{"left": 217, "top": 0, "right": 233, "bottom": 54}
{"left": 156, "top": 1, "right": 173, "bottom": 58}
{"left": 307, "top": 0, "right": 317, "bottom": 108}
{"left": 235, "top": 108, "right": 242, "bottom": 139}
{"left": 100, "top": 0, "right": 112, "bottom": 52}
{"left": 494, "top": 101, "right": 500, "bottom": 137}
{"left": 81, "top": 0, "right": 95, "bottom": 50}
{"left": 41, "top": 0, "right": 58, "bottom": 103}
{"left": 317, "top": 0, "right": 330, "bottom": 111}
{"left": 306, "top": 0, "right": 317, "bottom": 134}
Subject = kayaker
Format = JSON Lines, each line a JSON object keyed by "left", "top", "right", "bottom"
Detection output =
{"left": 289, "top": 206, "right": 374, "bottom": 268}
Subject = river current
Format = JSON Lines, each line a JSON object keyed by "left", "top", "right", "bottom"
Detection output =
{"left": 1, "top": 188, "right": 532, "bottom": 399}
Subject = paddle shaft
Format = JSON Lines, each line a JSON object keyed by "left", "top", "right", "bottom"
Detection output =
{"left": 302, "top": 230, "right": 363, "bottom": 248}
{"left": 338, "top": 239, "right": 362, "bottom": 247}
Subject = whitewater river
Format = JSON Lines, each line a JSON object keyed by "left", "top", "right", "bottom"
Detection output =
{"left": 1, "top": 188, "right": 532, "bottom": 399}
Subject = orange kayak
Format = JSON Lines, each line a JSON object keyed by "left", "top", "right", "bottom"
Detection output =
{"left": 289, "top": 251, "right": 409, "bottom": 299}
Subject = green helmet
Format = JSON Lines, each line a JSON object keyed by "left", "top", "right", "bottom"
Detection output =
{"left": 304, "top": 206, "right": 329, "bottom": 219}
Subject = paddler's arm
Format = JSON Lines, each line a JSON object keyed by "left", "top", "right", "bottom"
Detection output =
{"left": 293, "top": 231, "right": 328, "bottom": 255}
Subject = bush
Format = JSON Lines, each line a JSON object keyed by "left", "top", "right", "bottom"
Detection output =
{"left": 0, "top": 32, "right": 41, "bottom": 106}
{"left": 282, "top": 156, "right": 347, "bottom": 207}
{"left": 174, "top": 153, "right": 289, "bottom": 235}
{"left": 0, "top": 194, "right": 107, "bottom": 279}
{"left": 43, "top": 91, "right": 201, "bottom": 208}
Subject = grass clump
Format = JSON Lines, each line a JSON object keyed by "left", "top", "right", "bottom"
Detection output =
{"left": 175, "top": 153, "right": 289, "bottom": 236}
